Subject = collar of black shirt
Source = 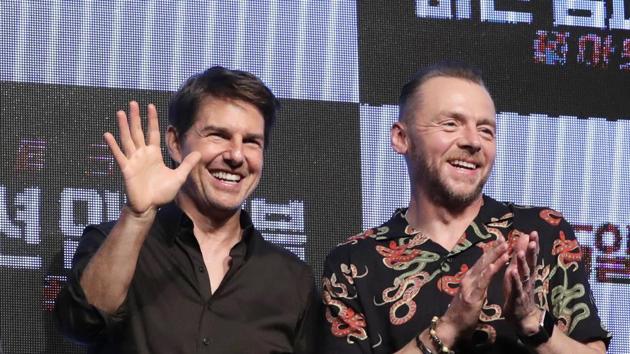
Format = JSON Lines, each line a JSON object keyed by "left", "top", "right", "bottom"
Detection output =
{"left": 154, "top": 202, "right": 257, "bottom": 263}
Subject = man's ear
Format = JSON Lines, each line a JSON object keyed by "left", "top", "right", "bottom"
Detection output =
{"left": 391, "top": 121, "right": 409, "bottom": 155}
{"left": 166, "top": 126, "right": 183, "bottom": 165}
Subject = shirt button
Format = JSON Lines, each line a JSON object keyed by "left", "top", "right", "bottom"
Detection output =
{"left": 202, "top": 337, "right": 210, "bottom": 345}
{"left": 198, "top": 265, "right": 205, "bottom": 273}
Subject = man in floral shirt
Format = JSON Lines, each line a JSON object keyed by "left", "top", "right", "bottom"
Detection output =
{"left": 322, "top": 62, "right": 610, "bottom": 354}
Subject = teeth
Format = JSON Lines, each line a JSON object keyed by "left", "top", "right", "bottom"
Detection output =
{"left": 211, "top": 171, "right": 241, "bottom": 182}
{"left": 451, "top": 160, "right": 477, "bottom": 170}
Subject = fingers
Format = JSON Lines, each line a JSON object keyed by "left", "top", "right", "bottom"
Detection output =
{"left": 510, "top": 268, "right": 525, "bottom": 295}
{"left": 504, "top": 268, "right": 524, "bottom": 315}
{"left": 116, "top": 109, "right": 135, "bottom": 156}
{"left": 526, "top": 231, "right": 539, "bottom": 273}
{"left": 103, "top": 132, "right": 126, "bottom": 169}
{"left": 513, "top": 231, "right": 530, "bottom": 256}
{"left": 486, "top": 238, "right": 509, "bottom": 267}
{"left": 516, "top": 252, "right": 532, "bottom": 291}
{"left": 474, "top": 238, "right": 509, "bottom": 289}
{"left": 115, "top": 101, "right": 159, "bottom": 155}
{"left": 146, "top": 103, "right": 161, "bottom": 146}
{"left": 505, "top": 243, "right": 532, "bottom": 295}
{"left": 174, "top": 151, "right": 201, "bottom": 181}
{"left": 513, "top": 231, "right": 538, "bottom": 286}
{"left": 510, "top": 267, "right": 534, "bottom": 315}
{"left": 127, "top": 101, "right": 146, "bottom": 148}
{"left": 503, "top": 239, "right": 536, "bottom": 317}
{"left": 516, "top": 251, "right": 529, "bottom": 279}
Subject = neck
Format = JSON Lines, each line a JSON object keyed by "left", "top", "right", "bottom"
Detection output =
{"left": 405, "top": 188, "right": 483, "bottom": 251}
{"left": 175, "top": 192, "right": 243, "bottom": 246}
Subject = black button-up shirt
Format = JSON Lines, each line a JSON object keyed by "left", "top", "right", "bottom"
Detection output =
{"left": 322, "top": 195, "right": 610, "bottom": 353}
{"left": 55, "top": 203, "right": 321, "bottom": 354}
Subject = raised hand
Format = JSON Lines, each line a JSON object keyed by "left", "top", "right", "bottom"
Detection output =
{"left": 503, "top": 231, "right": 541, "bottom": 334}
{"left": 104, "top": 101, "right": 201, "bottom": 216}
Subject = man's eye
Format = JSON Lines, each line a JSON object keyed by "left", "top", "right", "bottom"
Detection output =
{"left": 480, "top": 128, "right": 495, "bottom": 137}
{"left": 246, "top": 139, "right": 263, "bottom": 147}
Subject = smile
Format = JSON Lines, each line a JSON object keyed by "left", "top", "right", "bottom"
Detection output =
{"left": 211, "top": 171, "right": 242, "bottom": 183}
{"left": 449, "top": 160, "right": 478, "bottom": 170}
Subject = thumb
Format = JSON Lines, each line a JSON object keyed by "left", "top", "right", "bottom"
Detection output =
{"left": 174, "top": 151, "right": 201, "bottom": 181}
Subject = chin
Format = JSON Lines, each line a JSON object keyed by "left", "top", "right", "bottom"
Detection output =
{"left": 210, "top": 199, "right": 245, "bottom": 212}
{"left": 433, "top": 181, "right": 484, "bottom": 209}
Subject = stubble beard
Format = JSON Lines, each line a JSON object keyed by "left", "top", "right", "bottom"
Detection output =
{"left": 412, "top": 151, "right": 490, "bottom": 212}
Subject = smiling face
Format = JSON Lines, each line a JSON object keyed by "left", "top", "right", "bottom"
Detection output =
{"left": 168, "top": 97, "right": 265, "bottom": 216}
{"left": 392, "top": 76, "right": 497, "bottom": 209}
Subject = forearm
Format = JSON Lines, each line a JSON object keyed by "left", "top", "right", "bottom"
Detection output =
{"left": 515, "top": 309, "right": 605, "bottom": 354}
{"left": 529, "top": 328, "right": 605, "bottom": 354}
{"left": 394, "top": 317, "right": 459, "bottom": 354}
{"left": 80, "top": 206, "right": 156, "bottom": 314}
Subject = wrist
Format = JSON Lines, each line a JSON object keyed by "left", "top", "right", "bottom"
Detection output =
{"left": 517, "top": 310, "right": 557, "bottom": 347}
{"left": 121, "top": 204, "right": 157, "bottom": 221}
{"left": 424, "top": 316, "right": 456, "bottom": 353}
{"left": 517, "top": 308, "right": 544, "bottom": 336}
{"left": 435, "top": 314, "right": 461, "bottom": 348}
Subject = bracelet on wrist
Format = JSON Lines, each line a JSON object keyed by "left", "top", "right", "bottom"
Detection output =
{"left": 415, "top": 334, "right": 433, "bottom": 354}
{"left": 429, "top": 316, "right": 455, "bottom": 354}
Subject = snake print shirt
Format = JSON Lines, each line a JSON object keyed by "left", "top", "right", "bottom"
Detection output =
{"left": 321, "top": 195, "right": 610, "bottom": 353}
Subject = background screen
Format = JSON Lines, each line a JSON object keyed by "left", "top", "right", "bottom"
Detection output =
{"left": 0, "top": 1, "right": 628, "bottom": 353}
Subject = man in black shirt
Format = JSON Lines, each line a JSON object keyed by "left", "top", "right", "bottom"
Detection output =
{"left": 322, "top": 62, "right": 610, "bottom": 353}
{"left": 55, "top": 67, "right": 320, "bottom": 353}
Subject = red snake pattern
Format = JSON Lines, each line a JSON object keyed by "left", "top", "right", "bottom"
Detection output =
{"left": 323, "top": 272, "right": 368, "bottom": 343}
{"left": 437, "top": 264, "right": 469, "bottom": 296}
{"left": 322, "top": 204, "right": 606, "bottom": 347}
{"left": 552, "top": 230, "right": 582, "bottom": 269}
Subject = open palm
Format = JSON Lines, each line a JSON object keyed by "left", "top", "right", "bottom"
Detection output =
{"left": 104, "top": 101, "right": 200, "bottom": 215}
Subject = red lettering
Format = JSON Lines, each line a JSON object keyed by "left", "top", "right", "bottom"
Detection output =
{"left": 578, "top": 34, "right": 603, "bottom": 67}
{"left": 533, "top": 30, "right": 569, "bottom": 65}
{"left": 85, "top": 143, "right": 116, "bottom": 177}
{"left": 596, "top": 256, "right": 630, "bottom": 284}
{"left": 595, "top": 223, "right": 622, "bottom": 254}
{"left": 42, "top": 275, "right": 67, "bottom": 312}
{"left": 15, "top": 139, "right": 46, "bottom": 172}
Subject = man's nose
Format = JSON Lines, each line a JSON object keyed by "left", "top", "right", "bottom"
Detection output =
{"left": 458, "top": 125, "right": 482, "bottom": 153}
{"left": 223, "top": 139, "right": 244, "bottom": 167}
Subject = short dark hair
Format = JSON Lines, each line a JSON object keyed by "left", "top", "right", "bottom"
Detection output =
{"left": 399, "top": 61, "right": 487, "bottom": 121}
{"left": 168, "top": 66, "right": 279, "bottom": 148}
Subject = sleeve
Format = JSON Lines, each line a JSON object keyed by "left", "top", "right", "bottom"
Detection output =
{"left": 292, "top": 267, "right": 324, "bottom": 354}
{"left": 542, "top": 212, "right": 611, "bottom": 347}
{"left": 53, "top": 224, "right": 127, "bottom": 344}
{"left": 321, "top": 249, "right": 373, "bottom": 354}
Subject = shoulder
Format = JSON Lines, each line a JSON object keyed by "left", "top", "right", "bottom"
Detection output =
{"left": 324, "top": 220, "right": 398, "bottom": 272}
{"left": 506, "top": 204, "right": 579, "bottom": 256}
{"left": 508, "top": 203, "right": 569, "bottom": 230}
{"left": 250, "top": 230, "right": 313, "bottom": 276}
{"left": 327, "top": 227, "right": 380, "bottom": 257}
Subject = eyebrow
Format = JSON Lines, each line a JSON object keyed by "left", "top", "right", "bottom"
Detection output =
{"left": 476, "top": 117, "right": 496, "bottom": 128}
{"left": 196, "top": 125, "right": 265, "bottom": 141}
{"left": 441, "top": 111, "right": 496, "bottom": 128}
